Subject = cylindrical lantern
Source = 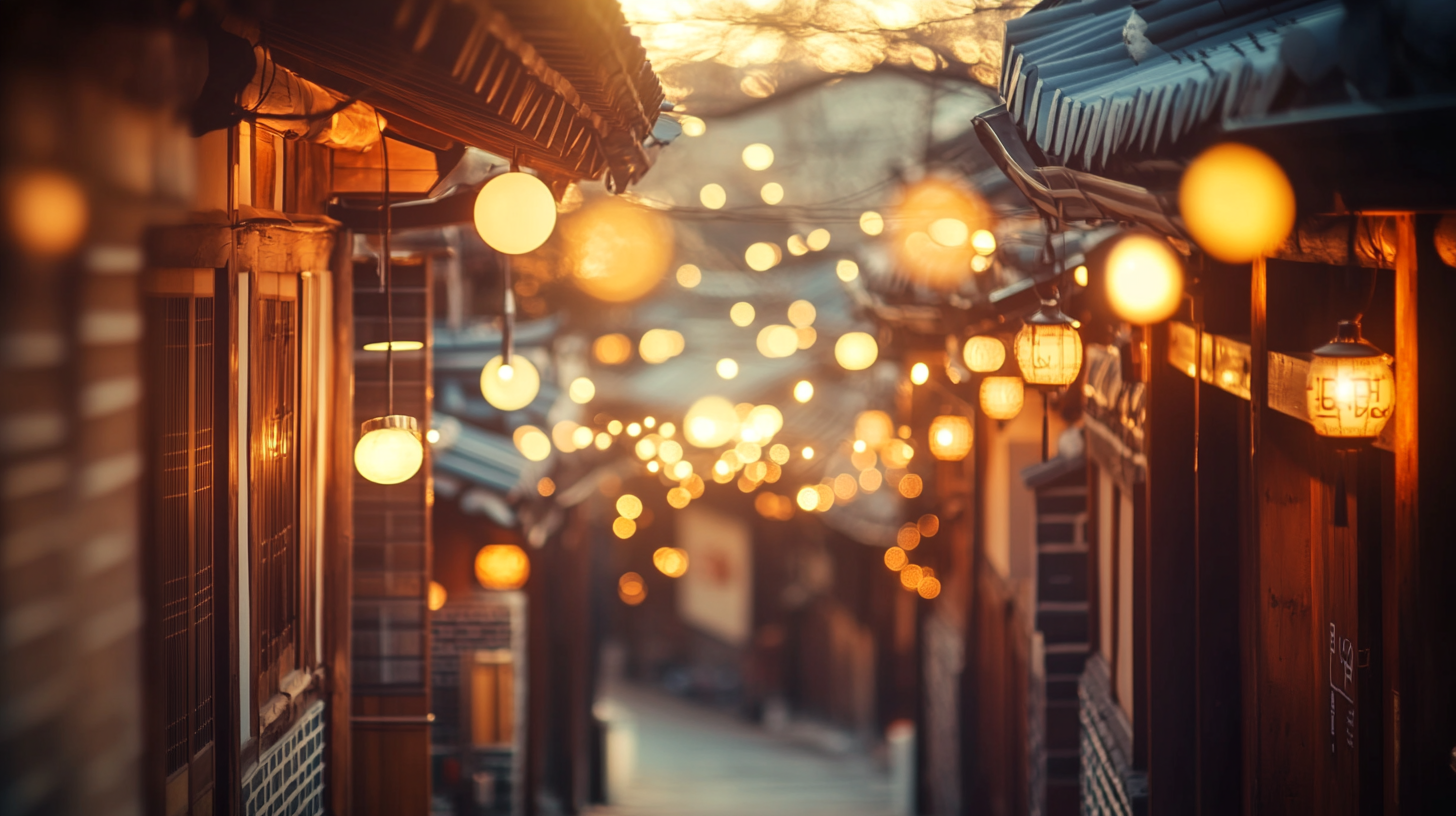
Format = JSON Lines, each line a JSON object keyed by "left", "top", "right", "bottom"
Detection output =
{"left": 354, "top": 415, "right": 424, "bottom": 484}
{"left": 963, "top": 335, "right": 1006, "bottom": 373}
{"left": 475, "top": 544, "right": 530, "bottom": 590}
{"left": 1105, "top": 233, "right": 1185, "bottom": 324}
{"left": 1014, "top": 306, "right": 1083, "bottom": 386}
{"left": 480, "top": 354, "right": 541, "bottom": 411}
{"left": 1305, "top": 320, "right": 1395, "bottom": 439}
{"left": 928, "top": 415, "right": 973, "bottom": 461}
{"left": 835, "top": 331, "right": 879, "bottom": 370}
{"left": 980, "top": 376, "right": 1025, "bottom": 420}
{"left": 473, "top": 171, "right": 558, "bottom": 255}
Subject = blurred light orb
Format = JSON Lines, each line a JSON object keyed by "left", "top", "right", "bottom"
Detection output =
{"left": 634, "top": 437, "right": 656, "bottom": 460}
{"left": 730, "top": 301, "right": 756, "bottom": 326}
{"left": 980, "top": 376, "right": 1025, "bottom": 420}
{"left": 616, "top": 494, "right": 643, "bottom": 520}
{"left": 898, "top": 473, "right": 923, "bottom": 498}
{"left": 5, "top": 169, "right": 88, "bottom": 258}
{"left": 1179, "top": 142, "right": 1296, "bottom": 263}
{"left": 679, "top": 115, "right": 706, "bottom": 137}
{"left": 595, "top": 432, "right": 612, "bottom": 450}
{"left": 613, "top": 517, "right": 637, "bottom": 539}
{"left": 667, "top": 486, "right": 692, "bottom": 508}
{"left": 787, "top": 234, "right": 809, "bottom": 256}
{"left": 836, "top": 259, "right": 860, "bottom": 282}
{"left": 619, "top": 572, "right": 647, "bottom": 605}
{"left": 746, "top": 405, "right": 784, "bottom": 439}
{"left": 609, "top": 420, "right": 623, "bottom": 435}
{"left": 853, "top": 439, "right": 867, "bottom": 453}
{"left": 802, "top": 446, "right": 815, "bottom": 460}
{"left": 833, "top": 473, "right": 858, "bottom": 501}
{"left": 814, "top": 484, "right": 835, "bottom": 511}
{"left": 859, "top": 468, "right": 883, "bottom": 492}
{"left": 745, "top": 242, "right": 781, "bottom": 271}
{"left": 793, "top": 380, "right": 814, "bottom": 403}
{"left": 971, "top": 254, "right": 993, "bottom": 273}
{"left": 855, "top": 410, "right": 894, "bottom": 447}
{"left": 538, "top": 477, "right": 556, "bottom": 496}
{"left": 929, "top": 218, "right": 969, "bottom": 247}
{"left": 929, "top": 415, "right": 973, "bottom": 461}
{"left": 899, "top": 564, "right": 923, "bottom": 590}
{"left": 626, "top": 422, "right": 642, "bottom": 437}
{"left": 568, "top": 376, "right": 596, "bottom": 404}
{"left": 963, "top": 335, "right": 1006, "bottom": 372}
{"left": 717, "top": 358, "right": 739, "bottom": 379}
{"left": 1014, "top": 311, "right": 1083, "bottom": 386}
{"left": 700, "top": 183, "right": 727, "bottom": 209}
{"left": 354, "top": 418, "right": 424, "bottom": 484}
{"left": 475, "top": 544, "right": 530, "bottom": 590}
{"left": 567, "top": 196, "right": 673, "bottom": 302}
{"left": 684, "top": 396, "right": 740, "bottom": 448}
{"left": 427, "top": 581, "right": 448, "bottom": 611}
{"left": 639, "top": 328, "right": 685, "bottom": 363}
{"left": 513, "top": 426, "right": 552, "bottom": 462}
{"left": 659, "top": 440, "right": 684, "bottom": 464}
{"left": 796, "top": 486, "right": 819, "bottom": 512}
{"left": 787, "top": 299, "right": 816, "bottom": 328}
{"left": 807, "top": 228, "right": 831, "bottom": 251}
{"left": 572, "top": 425, "right": 594, "bottom": 449}
{"left": 427, "top": 429, "right": 442, "bottom": 444}
{"left": 677, "top": 263, "right": 702, "bottom": 288}
{"left": 671, "top": 460, "right": 693, "bottom": 481}
{"left": 918, "top": 514, "right": 940, "bottom": 537}
{"left": 835, "top": 332, "right": 879, "bottom": 370}
{"left": 897, "top": 524, "right": 921, "bottom": 550}
{"left": 1074, "top": 265, "right": 1089, "bottom": 287}
{"left": 761, "top": 182, "right": 784, "bottom": 205}
{"left": 757, "top": 324, "right": 799, "bottom": 358}
{"left": 1106, "top": 233, "right": 1185, "bottom": 325}
{"left": 860, "top": 211, "right": 884, "bottom": 236}
{"left": 910, "top": 362, "right": 930, "bottom": 385}
{"left": 480, "top": 354, "right": 540, "bottom": 410}
{"left": 884, "top": 546, "right": 908, "bottom": 571}
{"left": 660, "top": 422, "right": 676, "bottom": 438}
{"left": 473, "top": 171, "right": 557, "bottom": 255}
{"left": 594, "top": 333, "right": 633, "bottom": 364}
{"left": 742, "top": 143, "right": 775, "bottom": 171}
{"left": 918, "top": 576, "right": 942, "bottom": 599}
{"left": 654, "top": 547, "right": 690, "bottom": 578}
{"left": 647, "top": 460, "right": 661, "bottom": 473}
{"left": 363, "top": 340, "right": 425, "bottom": 352}
{"left": 971, "top": 229, "right": 997, "bottom": 255}
{"left": 769, "top": 444, "right": 791, "bottom": 464}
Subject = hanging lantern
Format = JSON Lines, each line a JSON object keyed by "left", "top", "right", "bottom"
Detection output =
{"left": 1105, "top": 233, "right": 1185, "bottom": 324}
{"left": 928, "top": 415, "right": 973, "bottom": 461}
{"left": 354, "top": 415, "right": 424, "bottom": 485}
{"left": 1015, "top": 306, "right": 1083, "bottom": 386}
{"left": 962, "top": 335, "right": 1006, "bottom": 373}
{"left": 480, "top": 354, "right": 541, "bottom": 411}
{"left": 473, "top": 172, "right": 558, "bottom": 255}
{"left": 835, "top": 332, "right": 879, "bottom": 370}
{"left": 980, "top": 376, "right": 1025, "bottom": 420}
{"left": 1305, "top": 320, "right": 1395, "bottom": 439}
{"left": 475, "top": 544, "right": 530, "bottom": 590}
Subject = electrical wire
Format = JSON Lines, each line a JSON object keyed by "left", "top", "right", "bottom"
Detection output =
{"left": 377, "top": 111, "right": 394, "bottom": 415}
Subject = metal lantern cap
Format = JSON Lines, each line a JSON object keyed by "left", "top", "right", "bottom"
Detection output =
{"left": 1024, "top": 304, "right": 1076, "bottom": 326}
{"left": 1313, "top": 320, "right": 1386, "bottom": 359}
{"left": 361, "top": 414, "right": 421, "bottom": 437}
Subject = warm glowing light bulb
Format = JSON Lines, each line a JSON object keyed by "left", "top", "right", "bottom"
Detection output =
{"left": 480, "top": 355, "right": 540, "bottom": 411}
{"left": 910, "top": 362, "right": 929, "bottom": 385}
{"left": 1179, "top": 142, "right": 1296, "bottom": 263}
{"left": 700, "top": 183, "right": 727, "bottom": 209}
{"left": 1014, "top": 308, "right": 1083, "bottom": 386}
{"left": 929, "top": 218, "right": 969, "bottom": 247}
{"left": 1074, "top": 265, "right": 1089, "bottom": 287}
{"left": 1305, "top": 320, "right": 1395, "bottom": 439}
{"left": 802, "top": 446, "right": 814, "bottom": 460}
{"left": 742, "top": 143, "right": 775, "bottom": 171}
{"left": 794, "top": 380, "right": 814, "bottom": 403}
{"left": 1105, "top": 233, "right": 1185, "bottom": 324}
{"left": 427, "top": 581, "right": 448, "bottom": 611}
{"left": 354, "top": 416, "right": 424, "bottom": 484}
{"left": 473, "top": 172, "right": 557, "bottom": 255}
{"left": 835, "top": 332, "right": 878, "bottom": 370}
{"left": 717, "top": 358, "right": 739, "bottom": 379}
{"left": 836, "top": 259, "right": 860, "bottom": 282}
{"left": 860, "top": 211, "right": 884, "bottom": 236}
{"left": 971, "top": 229, "right": 997, "bottom": 255}
{"left": 928, "top": 415, "right": 973, "bottom": 461}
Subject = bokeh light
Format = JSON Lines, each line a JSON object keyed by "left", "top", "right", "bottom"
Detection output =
{"left": 537, "top": 477, "right": 556, "bottom": 497}
{"left": 640, "top": 328, "right": 686, "bottom": 363}
{"left": 761, "top": 182, "right": 784, "bottom": 204}
{"left": 684, "top": 395, "right": 740, "bottom": 448}
{"left": 1105, "top": 233, "right": 1185, "bottom": 324}
{"left": 897, "top": 523, "right": 921, "bottom": 550}
{"left": 757, "top": 324, "right": 799, "bottom": 358}
{"left": 677, "top": 263, "right": 702, "bottom": 288}
{"left": 480, "top": 354, "right": 541, "bottom": 411}
{"left": 566, "top": 196, "right": 673, "bottom": 302}
{"left": 787, "top": 300, "right": 816, "bottom": 327}
{"left": 745, "top": 241, "right": 782, "bottom": 271}
{"left": 860, "top": 211, "right": 884, "bottom": 236}
{"left": 568, "top": 376, "right": 596, "bottom": 404}
{"left": 613, "top": 517, "right": 638, "bottom": 539}
{"left": 730, "top": 301, "right": 756, "bottom": 326}
{"left": 717, "top": 358, "right": 739, "bottom": 379}
{"left": 594, "top": 333, "right": 634, "bottom": 364}
{"left": 472, "top": 171, "right": 557, "bottom": 255}
{"left": 742, "top": 143, "right": 775, "bottom": 170}
{"left": 884, "top": 546, "right": 908, "bottom": 571}
{"left": 899, "top": 564, "right": 923, "bottom": 590}
{"left": 918, "top": 514, "right": 940, "bottom": 537}
{"left": 700, "top": 183, "right": 727, "bottom": 209}
{"left": 855, "top": 410, "right": 894, "bottom": 447}
{"left": 835, "top": 332, "right": 878, "bottom": 370}
{"left": 910, "top": 362, "right": 929, "bottom": 385}
{"left": 796, "top": 486, "right": 819, "bottom": 511}
{"left": 4, "top": 169, "right": 88, "bottom": 259}
{"left": 1179, "top": 142, "right": 1295, "bottom": 263}
{"left": 836, "top": 259, "right": 860, "bottom": 281}
{"left": 807, "top": 228, "right": 831, "bottom": 251}
{"left": 890, "top": 176, "right": 991, "bottom": 290}
{"left": 513, "top": 425, "right": 552, "bottom": 462}
{"left": 428, "top": 580, "right": 448, "bottom": 611}
{"left": 898, "top": 473, "right": 923, "bottom": 498}
{"left": 653, "top": 547, "right": 690, "bottom": 578}
{"left": 475, "top": 544, "right": 530, "bottom": 590}
{"left": 793, "top": 380, "right": 814, "bottom": 403}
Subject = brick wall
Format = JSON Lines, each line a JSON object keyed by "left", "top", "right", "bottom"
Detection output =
{"left": 241, "top": 701, "right": 327, "bottom": 816}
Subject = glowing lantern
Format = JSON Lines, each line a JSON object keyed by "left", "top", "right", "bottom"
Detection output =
{"left": 1305, "top": 321, "right": 1395, "bottom": 439}
{"left": 835, "top": 332, "right": 879, "bottom": 370}
{"left": 475, "top": 544, "right": 530, "bottom": 590}
{"left": 427, "top": 581, "right": 448, "bottom": 611}
{"left": 1179, "top": 142, "right": 1296, "bottom": 263}
{"left": 354, "top": 415, "right": 424, "bottom": 484}
{"left": 473, "top": 172, "right": 557, "bottom": 255}
{"left": 929, "top": 415, "right": 973, "bottom": 461}
{"left": 480, "top": 354, "right": 540, "bottom": 411}
{"left": 567, "top": 197, "right": 673, "bottom": 302}
{"left": 962, "top": 336, "right": 1006, "bottom": 373}
{"left": 1014, "top": 307, "right": 1083, "bottom": 386}
{"left": 980, "top": 376, "right": 1025, "bottom": 420}
{"left": 684, "top": 396, "right": 740, "bottom": 448}
{"left": 1106, "top": 233, "right": 1185, "bottom": 324}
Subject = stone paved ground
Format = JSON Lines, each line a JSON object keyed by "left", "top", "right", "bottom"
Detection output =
{"left": 588, "top": 685, "right": 894, "bottom": 816}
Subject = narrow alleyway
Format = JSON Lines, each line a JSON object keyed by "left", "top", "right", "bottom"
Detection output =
{"left": 590, "top": 685, "right": 894, "bottom": 816}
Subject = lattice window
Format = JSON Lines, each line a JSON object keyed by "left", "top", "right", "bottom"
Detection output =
{"left": 253, "top": 292, "right": 299, "bottom": 703}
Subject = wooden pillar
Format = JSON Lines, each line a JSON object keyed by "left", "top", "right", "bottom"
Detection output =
{"left": 1143, "top": 322, "right": 1198, "bottom": 815}
{"left": 325, "top": 235, "right": 354, "bottom": 816}
{"left": 1391, "top": 213, "right": 1456, "bottom": 811}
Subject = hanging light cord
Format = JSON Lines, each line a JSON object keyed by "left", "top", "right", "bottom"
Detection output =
{"left": 376, "top": 112, "right": 394, "bottom": 416}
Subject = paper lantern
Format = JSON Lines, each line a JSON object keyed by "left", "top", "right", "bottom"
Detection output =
{"left": 475, "top": 544, "right": 530, "bottom": 590}
{"left": 929, "top": 415, "right": 973, "bottom": 461}
{"left": 980, "top": 376, "right": 1025, "bottom": 420}
{"left": 1106, "top": 233, "right": 1184, "bottom": 324}
{"left": 835, "top": 332, "right": 879, "bottom": 370}
{"left": 480, "top": 354, "right": 540, "bottom": 411}
{"left": 1305, "top": 320, "right": 1395, "bottom": 439}
{"left": 473, "top": 172, "right": 557, "bottom": 255}
{"left": 1179, "top": 142, "right": 1295, "bottom": 263}
{"left": 963, "top": 335, "right": 1006, "bottom": 373}
{"left": 1015, "top": 307, "right": 1083, "bottom": 386}
{"left": 354, "top": 415, "right": 424, "bottom": 484}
